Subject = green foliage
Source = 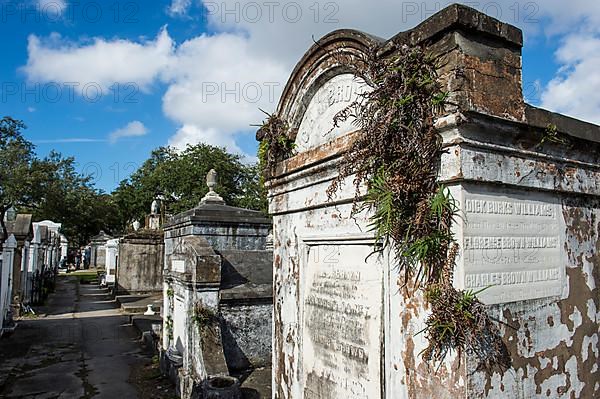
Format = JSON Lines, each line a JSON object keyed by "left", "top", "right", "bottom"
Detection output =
{"left": 327, "top": 46, "right": 509, "bottom": 372}
{"left": 0, "top": 117, "right": 37, "bottom": 238}
{"left": 422, "top": 285, "right": 510, "bottom": 372}
{"left": 191, "top": 303, "right": 218, "bottom": 331}
{"left": 363, "top": 166, "right": 399, "bottom": 248}
{"left": 256, "top": 111, "right": 296, "bottom": 176}
{"left": 539, "top": 123, "right": 570, "bottom": 147}
{"left": 112, "top": 143, "right": 267, "bottom": 228}
{"left": 24, "top": 151, "right": 121, "bottom": 246}
{"left": 0, "top": 117, "right": 119, "bottom": 245}
{"left": 165, "top": 316, "right": 173, "bottom": 340}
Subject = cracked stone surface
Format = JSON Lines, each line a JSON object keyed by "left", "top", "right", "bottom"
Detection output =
{"left": 0, "top": 276, "right": 146, "bottom": 398}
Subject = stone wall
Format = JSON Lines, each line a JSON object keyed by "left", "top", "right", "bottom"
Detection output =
{"left": 264, "top": 4, "right": 599, "bottom": 398}
{"left": 117, "top": 230, "right": 164, "bottom": 295}
{"left": 219, "top": 249, "right": 273, "bottom": 372}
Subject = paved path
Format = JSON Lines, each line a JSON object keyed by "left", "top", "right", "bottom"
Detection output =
{"left": 0, "top": 275, "right": 145, "bottom": 398}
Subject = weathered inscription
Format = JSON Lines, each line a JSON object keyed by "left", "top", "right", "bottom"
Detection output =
{"left": 461, "top": 189, "right": 563, "bottom": 304}
{"left": 302, "top": 244, "right": 382, "bottom": 399}
{"left": 171, "top": 259, "right": 185, "bottom": 273}
{"left": 296, "top": 74, "right": 369, "bottom": 152}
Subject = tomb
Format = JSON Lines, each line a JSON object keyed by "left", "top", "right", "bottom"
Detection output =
{"left": 115, "top": 200, "right": 165, "bottom": 295}
{"left": 261, "top": 4, "right": 600, "bottom": 398}
{"left": 89, "top": 230, "right": 112, "bottom": 269}
{"left": 0, "top": 235, "right": 18, "bottom": 335}
{"left": 4, "top": 214, "right": 33, "bottom": 318}
{"left": 161, "top": 170, "right": 273, "bottom": 399}
{"left": 104, "top": 238, "right": 119, "bottom": 288}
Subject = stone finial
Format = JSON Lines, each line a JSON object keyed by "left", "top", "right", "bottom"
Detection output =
{"left": 200, "top": 169, "right": 225, "bottom": 205}
{"left": 207, "top": 169, "right": 218, "bottom": 192}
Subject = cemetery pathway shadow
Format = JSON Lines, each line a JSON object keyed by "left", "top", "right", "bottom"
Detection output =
{"left": 0, "top": 275, "right": 146, "bottom": 398}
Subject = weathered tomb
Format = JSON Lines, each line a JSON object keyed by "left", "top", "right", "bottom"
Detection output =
{"left": 5, "top": 214, "right": 33, "bottom": 316}
{"left": 28, "top": 223, "right": 51, "bottom": 304}
{"left": 261, "top": 4, "right": 599, "bottom": 398}
{"left": 1, "top": 236, "right": 17, "bottom": 334}
{"left": 161, "top": 172, "right": 273, "bottom": 398}
{"left": 117, "top": 231, "right": 164, "bottom": 295}
{"left": 104, "top": 238, "right": 119, "bottom": 287}
{"left": 90, "top": 230, "right": 112, "bottom": 269}
{"left": 115, "top": 201, "right": 165, "bottom": 295}
{"left": 59, "top": 234, "right": 68, "bottom": 265}
{"left": 35, "top": 220, "right": 62, "bottom": 270}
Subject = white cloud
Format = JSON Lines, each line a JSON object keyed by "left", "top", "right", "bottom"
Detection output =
{"left": 23, "top": 0, "right": 600, "bottom": 157}
{"left": 167, "top": 0, "right": 192, "bottom": 16}
{"left": 541, "top": 34, "right": 600, "bottom": 124}
{"left": 27, "top": 107, "right": 36, "bottom": 113}
{"left": 109, "top": 121, "right": 148, "bottom": 143}
{"left": 168, "top": 125, "right": 241, "bottom": 152}
{"left": 23, "top": 28, "right": 174, "bottom": 94}
{"left": 161, "top": 33, "right": 288, "bottom": 152}
{"left": 37, "top": 0, "right": 67, "bottom": 16}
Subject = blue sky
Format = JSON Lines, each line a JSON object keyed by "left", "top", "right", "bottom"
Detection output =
{"left": 0, "top": 0, "right": 596, "bottom": 192}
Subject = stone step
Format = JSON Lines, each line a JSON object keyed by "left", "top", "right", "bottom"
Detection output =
{"left": 116, "top": 294, "right": 162, "bottom": 314}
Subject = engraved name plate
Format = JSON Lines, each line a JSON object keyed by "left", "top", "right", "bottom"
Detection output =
{"left": 461, "top": 187, "right": 564, "bottom": 304}
{"left": 302, "top": 244, "right": 382, "bottom": 399}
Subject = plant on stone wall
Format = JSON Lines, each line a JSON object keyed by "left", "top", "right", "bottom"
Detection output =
{"left": 256, "top": 110, "right": 296, "bottom": 176}
{"left": 327, "top": 44, "right": 510, "bottom": 372}
{"left": 165, "top": 315, "right": 174, "bottom": 341}
{"left": 166, "top": 285, "right": 174, "bottom": 318}
{"left": 538, "top": 123, "right": 570, "bottom": 147}
{"left": 191, "top": 302, "right": 219, "bottom": 333}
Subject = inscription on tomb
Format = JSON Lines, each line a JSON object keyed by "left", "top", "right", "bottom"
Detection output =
{"left": 302, "top": 244, "right": 382, "bottom": 399}
{"left": 461, "top": 189, "right": 563, "bottom": 304}
{"left": 296, "top": 74, "right": 369, "bottom": 152}
{"left": 172, "top": 259, "right": 185, "bottom": 273}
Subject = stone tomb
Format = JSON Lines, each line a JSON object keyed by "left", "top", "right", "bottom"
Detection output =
{"left": 161, "top": 176, "right": 272, "bottom": 399}
{"left": 104, "top": 238, "right": 119, "bottom": 287}
{"left": 116, "top": 230, "right": 164, "bottom": 295}
{"left": 5, "top": 215, "right": 34, "bottom": 317}
{"left": 35, "top": 220, "right": 62, "bottom": 270}
{"left": 1, "top": 236, "right": 17, "bottom": 334}
{"left": 262, "top": 4, "right": 600, "bottom": 398}
{"left": 90, "top": 230, "right": 112, "bottom": 269}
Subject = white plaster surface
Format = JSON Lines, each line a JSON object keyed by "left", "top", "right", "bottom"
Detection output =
{"left": 295, "top": 74, "right": 368, "bottom": 152}
{"left": 301, "top": 243, "right": 383, "bottom": 399}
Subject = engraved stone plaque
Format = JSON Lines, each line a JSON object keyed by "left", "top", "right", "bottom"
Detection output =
{"left": 296, "top": 74, "right": 369, "bottom": 152}
{"left": 461, "top": 187, "right": 564, "bottom": 304}
{"left": 172, "top": 259, "right": 185, "bottom": 273}
{"left": 302, "top": 244, "right": 382, "bottom": 399}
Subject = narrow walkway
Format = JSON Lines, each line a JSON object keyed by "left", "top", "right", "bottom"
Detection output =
{"left": 0, "top": 275, "right": 145, "bottom": 398}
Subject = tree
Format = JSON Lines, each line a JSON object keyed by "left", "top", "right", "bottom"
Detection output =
{"left": 112, "top": 143, "right": 267, "bottom": 227}
{"left": 26, "top": 151, "right": 122, "bottom": 247}
{"left": 0, "top": 117, "right": 38, "bottom": 240}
